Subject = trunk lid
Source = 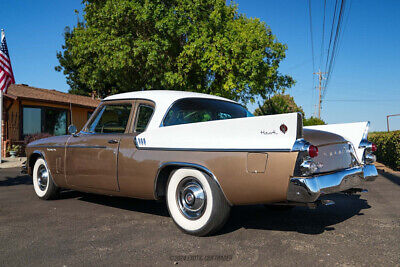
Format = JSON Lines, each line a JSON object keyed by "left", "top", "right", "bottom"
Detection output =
{"left": 303, "top": 128, "right": 357, "bottom": 173}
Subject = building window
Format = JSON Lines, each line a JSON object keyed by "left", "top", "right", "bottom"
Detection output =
{"left": 22, "top": 106, "right": 68, "bottom": 136}
{"left": 23, "top": 107, "right": 41, "bottom": 136}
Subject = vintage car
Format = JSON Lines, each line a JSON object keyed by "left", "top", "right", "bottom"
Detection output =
{"left": 24, "top": 90, "right": 378, "bottom": 236}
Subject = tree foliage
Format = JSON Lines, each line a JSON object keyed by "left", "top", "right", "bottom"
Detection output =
{"left": 254, "top": 94, "right": 326, "bottom": 126}
{"left": 56, "top": 0, "right": 294, "bottom": 101}
{"left": 303, "top": 116, "right": 326, "bottom": 126}
{"left": 254, "top": 94, "right": 304, "bottom": 117}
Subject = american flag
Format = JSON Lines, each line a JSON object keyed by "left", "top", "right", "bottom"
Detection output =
{"left": 0, "top": 29, "right": 15, "bottom": 93}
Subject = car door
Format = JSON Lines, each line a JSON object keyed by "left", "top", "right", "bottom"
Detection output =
{"left": 117, "top": 100, "right": 155, "bottom": 197}
{"left": 65, "top": 101, "right": 134, "bottom": 191}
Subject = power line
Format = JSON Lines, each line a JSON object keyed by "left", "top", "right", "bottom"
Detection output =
{"left": 308, "top": 0, "right": 315, "bottom": 73}
{"left": 319, "top": 0, "right": 327, "bottom": 68}
{"left": 324, "top": 0, "right": 339, "bottom": 75}
{"left": 324, "top": 0, "right": 347, "bottom": 94}
{"left": 323, "top": 0, "right": 346, "bottom": 96}
{"left": 308, "top": 0, "right": 317, "bottom": 116}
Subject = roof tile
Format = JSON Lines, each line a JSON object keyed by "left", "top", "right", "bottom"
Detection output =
{"left": 5, "top": 84, "right": 100, "bottom": 108}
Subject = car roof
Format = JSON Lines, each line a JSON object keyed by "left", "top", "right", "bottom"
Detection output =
{"left": 103, "top": 90, "right": 239, "bottom": 130}
{"left": 103, "top": 90, "right": 237, "bottom": 104}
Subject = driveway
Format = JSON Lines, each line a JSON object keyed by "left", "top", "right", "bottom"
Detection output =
{"left": 0, "top": 168, "right": 399, "bottom": 266}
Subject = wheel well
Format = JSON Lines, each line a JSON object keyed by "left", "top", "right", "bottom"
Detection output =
{"left": 155, "top": 164, "right": 215, "bottom": 199}
{"left": 28, "top": 153, "right": 42, "bottom": 175}
{"left": 154, "top": 165, "right": 179, "bottom": 199}
{"left": 154, "top": 163, "right": 227, "bottom": 202}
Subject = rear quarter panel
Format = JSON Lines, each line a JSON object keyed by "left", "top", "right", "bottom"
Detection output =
{"left": 118, "top": 136, "right": 298, "bottom": 204}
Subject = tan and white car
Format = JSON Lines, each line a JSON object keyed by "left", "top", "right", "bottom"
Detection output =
{"left": 24, "top": 90, "right": 378, "bottom": 236}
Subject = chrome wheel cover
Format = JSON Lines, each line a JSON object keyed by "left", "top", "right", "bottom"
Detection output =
{"left": 176, "top": 177, "right": 206, "bottom": 220}
{"left": 37, "top": 164, "right": 49, "bottom": 191}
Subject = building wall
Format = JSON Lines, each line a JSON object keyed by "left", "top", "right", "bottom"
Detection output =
{"left": 1, "top": 98, "right": 97, "bottom": 157}
{"left": 5, "top": 99, "right": 20, "bottom": 141}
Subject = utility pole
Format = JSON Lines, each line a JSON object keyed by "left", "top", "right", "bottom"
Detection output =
{"left": 313, "top": 70, "right": 327, "bottom": 119}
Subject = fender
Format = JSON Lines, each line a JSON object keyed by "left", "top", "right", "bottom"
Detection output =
{"left": 28, "top": 150, "right": 59, "bottom": 187}
{"left": 154, "top": 162, "right": 231, "bottom": 205}
{"left": 305, "top": 121, "right": 370, "bottom": 161}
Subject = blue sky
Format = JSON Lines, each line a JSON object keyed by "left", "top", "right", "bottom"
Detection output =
{"left": 1, "top": 0, "right": 399, "bottom": 131}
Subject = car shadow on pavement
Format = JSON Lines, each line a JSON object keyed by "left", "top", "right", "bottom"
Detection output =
{"left": 0, "top": 174, "right": 32, "bottom": 186}
{"left": 59, "top": 190, "right": 170, "bottom": 217}
{"left": 58, "top": 189, "right": 370, "bottom": 235}
{"left": 220, "top": 193, "right": 371, "bottom": 235}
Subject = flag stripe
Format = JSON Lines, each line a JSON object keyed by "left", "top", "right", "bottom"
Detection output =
{"left": 0, "top": 54, "right": 10, "bottom": 69}
{"left": 0, "top": 64, "right": 12, "bottom": 78}
{"left": 0, "top": 52, "right": 10, "bottom": 65}
{"left": 0, "top": 31, "right": 15, "bottom": 93}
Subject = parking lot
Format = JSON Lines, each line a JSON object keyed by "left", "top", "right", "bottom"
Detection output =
{"left": 0, "top": 167, "right": 399, "bottom": 266}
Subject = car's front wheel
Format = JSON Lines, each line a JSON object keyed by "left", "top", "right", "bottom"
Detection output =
{"left": 166, "top": 168, "right": 230, "bottom": 236}
{"left": 32, "top": 158, "right": 59, "bottom": 200}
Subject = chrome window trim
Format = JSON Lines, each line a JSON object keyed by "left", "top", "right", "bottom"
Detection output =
{"left": 159, "top": 97, "right": 250, "bottom": 127}
{"left": 133, "top": 103, "right": 155, "bottom": 133}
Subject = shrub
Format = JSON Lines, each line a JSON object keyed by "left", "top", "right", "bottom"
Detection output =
{"left": 369, "top": 130, "right": 400, "bottom": 171}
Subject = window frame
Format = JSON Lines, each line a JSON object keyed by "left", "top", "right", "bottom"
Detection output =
{"left": 161, "top": 97, "right": 251, "bottom": 127}
{"left": 82, "top": 100, "right": 135, "bottom": 135}
{"left": 21, "top": 105, "right": 69, "bottom": 137}
{"left": 133, "top": 103, "right": 155, "bottom": 133}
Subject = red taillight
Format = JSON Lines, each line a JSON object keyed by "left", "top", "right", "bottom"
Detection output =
{"left": 371, "top": 143, "right": 377, "bottom": 152}
{"left": 308, "top": 145, "right": 319, "bottom": 158}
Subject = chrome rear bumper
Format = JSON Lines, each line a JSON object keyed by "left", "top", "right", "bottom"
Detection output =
{"left": 287, "top": 164, "right": 378, "bottom": 203}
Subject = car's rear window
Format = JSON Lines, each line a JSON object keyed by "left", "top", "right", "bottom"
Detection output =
{"left": 163, "top": 98, "right": 253, "bottom": 127}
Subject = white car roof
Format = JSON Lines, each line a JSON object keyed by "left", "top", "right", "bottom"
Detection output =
{"left": 103, "top": 90, "right": 239, "bottom": 130}
{"left": 103, "top": 90, "right": 236, "bottom": 104}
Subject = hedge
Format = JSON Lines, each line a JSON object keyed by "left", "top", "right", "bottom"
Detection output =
{"left": 369, "top": 130, "right": 400, "bottom": 171}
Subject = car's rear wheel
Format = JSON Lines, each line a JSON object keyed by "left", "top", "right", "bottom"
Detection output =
{"left": 166, "top": 168, "right": 230, "bottom": 236}
{"left": 33, "top": 158, "right": 59, "bottom": 200}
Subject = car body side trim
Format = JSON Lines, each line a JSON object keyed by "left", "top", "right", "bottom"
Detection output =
{"left": 139, "top": 147, "right": 291, "bottom": 153}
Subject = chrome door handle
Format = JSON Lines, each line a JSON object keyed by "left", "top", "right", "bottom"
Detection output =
{"left": 108, "top": 139, "right": 119, "bottom": 144}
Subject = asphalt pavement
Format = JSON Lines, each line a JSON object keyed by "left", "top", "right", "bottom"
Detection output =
{"left": 0, "top": 168, "right": 399, "bottom": 266}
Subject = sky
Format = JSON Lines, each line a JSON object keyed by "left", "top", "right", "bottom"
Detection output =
{"left": 1, "top": 0, "right": 399, "bottom": 131}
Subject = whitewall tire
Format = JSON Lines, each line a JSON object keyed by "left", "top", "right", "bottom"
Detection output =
{"left": 33, "top": 158, "right": 59, "bottom": 200}
{"left": 166, "top": 168, "right": 230, "bottom": 236}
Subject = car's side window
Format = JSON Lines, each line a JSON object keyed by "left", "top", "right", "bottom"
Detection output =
{"left": 134, "top": 105, "right": 154, "bottom": 133}
{"left": 87, "top": 104, "right": 132, "bottom": 134}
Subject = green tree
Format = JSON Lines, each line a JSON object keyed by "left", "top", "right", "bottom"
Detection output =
{"left": 254, "top": 94, "right": 326, "bottom": 126}
{"left": 303, "top": 116, "right": 326, "bottom": 126}
{"left": 56, "top": 0, "right": 294, "bottom": 101}
{"left": 254, "top": 94, "right": 305, "bottom": 117}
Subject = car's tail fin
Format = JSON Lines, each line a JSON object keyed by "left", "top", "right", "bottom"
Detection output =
{"left": 136, "top": 112, "right": 303, "bottom": 151}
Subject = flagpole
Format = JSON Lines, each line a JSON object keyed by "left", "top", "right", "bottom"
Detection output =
{"left": 0, "top": 89, "right": 3, "bottom": 164}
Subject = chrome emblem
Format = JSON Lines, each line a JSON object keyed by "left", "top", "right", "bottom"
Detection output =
{"left": 280, "top": 124, "right": 288, "bottom": 134}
